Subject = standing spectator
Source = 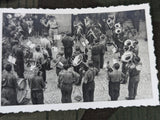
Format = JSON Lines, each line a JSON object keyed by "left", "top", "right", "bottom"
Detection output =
{"left": 29, "top": 71, "right": 45, "bottom": 104}
{"left": 82, "top": 60, "right": 98, "bottom": 102}
{"left": 58, "top": 64, "right": 80, "bottom": 103}
{"left": 21, "top": 19, "right": 29, "bottom": 39}
{"left": 107, "top": 63, "right": 123, "bottom": 101}
{"left": 2, "top": 64, "right": 18, "bottom": 106}
{"left": 126, "top": 56, "right": 142, "bottom": 100}
{"left": 40, "top": 16, "right": 48, "bottom": 36}
{"left": 43, "top": 16, "right": 58, "bottom": 46}
{"left": 33, "top": 15, "right": 41, "bottom": 37}
{"left": 91, "top": 39, "right": 101, "bottom": 73}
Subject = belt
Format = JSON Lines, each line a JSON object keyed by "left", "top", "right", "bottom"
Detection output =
{"left": 62, "top": 82, "right": 72, "bottom": 85}
{"left": 31, "top": 89, "right": 43, "bottom": 92}
{"left": 50, "top": 27, "right": 58, "bottom": 29}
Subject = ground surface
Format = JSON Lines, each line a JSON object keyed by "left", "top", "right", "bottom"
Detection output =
{"left": 42, "top": 36, "right": 152, "bottom": 104}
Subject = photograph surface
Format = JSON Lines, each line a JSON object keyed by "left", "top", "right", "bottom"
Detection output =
{"left": 0, "top": 4, "right": 158, "bottom": 113}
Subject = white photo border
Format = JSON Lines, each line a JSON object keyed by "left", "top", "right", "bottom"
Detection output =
{"left": 0, "top": 3, "right": 159, "bottom": 113}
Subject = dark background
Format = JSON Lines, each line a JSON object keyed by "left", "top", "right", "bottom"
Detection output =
{"left": 0, "top": 0, "right": 160, "bottom": 120}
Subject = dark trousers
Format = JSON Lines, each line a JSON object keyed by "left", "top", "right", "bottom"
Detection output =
{"left": 39, "top": 68, "right": 46, "bottom": 82}
{"left": 61, "top": 84, "right": 72, "bottom": 103}
{"left": 92, "top": 55, "right": 100, "bottom": 72}
{"left": 46, "top": 47, "right": 52, "bottom": 59}
{"left": 100, "top": 54, "right": 104, "bottom": 69}
{"left": 15, "top": 60, "right": 24, "bottom": 78}
{"left": 73, "top": 65, "right": 82, "bottom": 86}
{"left": 56, "top": 67, "right": 61, "bottom": 76}
{"left": 121, "top": 62, "right": 128, "bottom": 84}
{"left": 2, "top": 88, "right": 17, "bottom": 105}
{"left": 109, "top": 81, "right": 120, "bottom": 101}
{"left": 31, "top": 90, "right": 44, "bottom": 104}
{"left": 82, "top": 81, "right": 95, "bottom": 102}
{"left": 128, "top": 76, "right": 139, "bottom": 99}
{"left": 64, "top": 47, "right": 73, "bottom": 60}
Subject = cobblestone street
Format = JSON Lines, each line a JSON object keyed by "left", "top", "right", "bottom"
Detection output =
{"left": 43, "top": 37, "right": 152, "bottom": 104}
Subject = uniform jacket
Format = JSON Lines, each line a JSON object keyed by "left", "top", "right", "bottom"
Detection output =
{"left": 108, "top": 70, "right": 122, "bottom": 83}
{"left": 83, "top": 67, "right": 98, "bottom": 84}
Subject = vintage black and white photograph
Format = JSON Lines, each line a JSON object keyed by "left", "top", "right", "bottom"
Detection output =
{"left": 0, "top": 4, "right": 158, "bottom": 113}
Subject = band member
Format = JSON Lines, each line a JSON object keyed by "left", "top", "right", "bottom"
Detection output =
{"left": 12, "top": 40, "right": 24, "bottom": 78}
{"left": 33, "top": 45, "right": 44, "bottom": 67}
{"left": 58, "top": 64, "right": 80, "bottom": 103}
{"left": 54, "top": 51, "right": 67, "bottom": 76}
{"left": 72, "top": 46, "right": 88, "bottom": 85}
{"left": 73, "top": 16, "right": 83, "bottom": 40}
{"left": 126, "top": 56, "right": 142, "bottom": 100}
{"left": 40, "top": 33, "right": 53, "bottom": 70}
{"left": 2, "top": 64, "right": 18, "bottom": 105}
{"left": 99, "top": 35, "right": 106, "bottom": 69}
{"left": 132, "top": 40, "right": 139, "bottom": 56}
{"left": 91, "top": 39, "right": 101, "bottom": 73}
{"left": 62, "top": 33, "right": 74, "bottom": 61}
{"left": 84, "top": 16, "right": 92, "bottom": 34}
{"left": 33, "top": 45, "right": 47, "bottom": 83}
{"left": 29, "top": 71, "right": 45, "bottom": 104}
{"left": 82, "top": 60, "right": 98, "bottom": 102}
{"left": 121, "top": 51, "right": 133, "bottom": 84}
{"left": 107, "top": 63, "right": 123, "bottom": 101}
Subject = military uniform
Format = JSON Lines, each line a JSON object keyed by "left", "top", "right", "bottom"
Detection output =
{"left": 30, "top": 75, "right": 45, "bottom": 104}
{"left": 62, "top": 36, "right": 74, "bottom": 60}
{"left": 108, "top": 70, "right": 123, "bottom": 101}
{"left": 99, "top": 43, "right": 106, "bottom": 69}
{"left": 91, "top": 43, "right": 101, "bottom": 72}
{"left": 55, "top": 53, "right": 67, "bottom": 76}
{"left": 128, "top": 63, "right": 141, "bottom": 99}
{"left": 33, "top": 51, "right": 47, "bottom": 82}
{"left": 58, "top": 69, "right": 80, "bottom": 103}
{"left": 2, "top": 71, "right": 18, "bottom": 105}
{"left": 12, "top": 45, "right": 24, "bottom": 78}
{"left": 82, "top": 67, "right": 98, "bottom": 102}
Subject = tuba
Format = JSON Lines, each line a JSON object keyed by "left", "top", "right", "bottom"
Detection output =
{"left": 121, "top": 51, "right": 133, "bottom": 63}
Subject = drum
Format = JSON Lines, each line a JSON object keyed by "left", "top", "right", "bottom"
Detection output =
{"left": 17, "top": 78, "right": 28, "bottom": 104}
{"left": 72, "top": 54, "right": 83, "bottom": 67}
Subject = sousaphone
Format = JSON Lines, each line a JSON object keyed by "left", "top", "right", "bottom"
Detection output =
{"left": 121, "top": 51, "right": 133, "bottom": 63}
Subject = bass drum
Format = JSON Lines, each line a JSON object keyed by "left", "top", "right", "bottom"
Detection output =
{"left": 17, "top": 78, "right": 29, "bottom": 105}
{"left": 72, "top": 54, "right": 83, "bottom": 67}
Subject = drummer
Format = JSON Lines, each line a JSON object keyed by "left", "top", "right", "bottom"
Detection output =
{"left": 72, "top": 46, "right": 88, "bottom": 85}
{"left": 54, "top": 51, "right": 68, "bottom": 76}
{"left": 33, "top": 45, "right": 47, "bottom": 83}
